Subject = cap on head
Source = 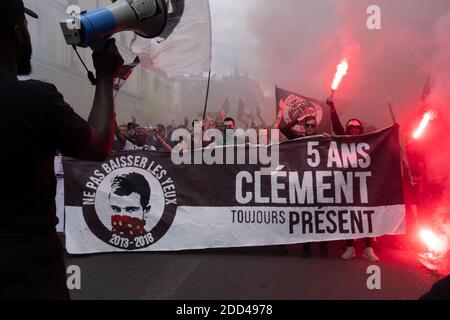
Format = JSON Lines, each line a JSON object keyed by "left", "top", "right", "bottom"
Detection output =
{"left": 1, "top": 1, "right": 38, "bottom": 21}
{"left": 303, "top": 115, "right": 317, "bottom": 124}
{"left": 345, "top": 119, "right": 364, "bottom": 135}
{"left": 135, "top": 127, "right": 147, "bottom": 133}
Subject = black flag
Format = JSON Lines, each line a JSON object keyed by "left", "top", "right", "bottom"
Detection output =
{"left": 276, "top": 86, "right": 332, "bottom": 136}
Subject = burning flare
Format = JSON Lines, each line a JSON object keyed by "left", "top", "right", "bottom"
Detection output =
{"left": 331, "top": 59, "right": 349, "bottom": 91}
{"left": 420, "top": 228, "right": 446, "bottom": 255}
{"left": 418, "top": 227, "right": 448, "bottom": 274}
{"left": 413, "top": 110, "right": 435, "bottom": 139}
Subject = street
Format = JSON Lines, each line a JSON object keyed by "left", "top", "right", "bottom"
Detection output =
{"left": 64, "top": 240, "right": 442, "bottom": 300}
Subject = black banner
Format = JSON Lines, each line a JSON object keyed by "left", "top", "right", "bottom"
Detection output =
{"left": 63, "top": 125, "right": 405, "bottom": 253}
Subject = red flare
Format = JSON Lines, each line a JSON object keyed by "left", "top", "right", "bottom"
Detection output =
{"left": 413, "top": 110, "right": 435, "bottom": 139}
{"left": 419, "top": 228, "right": 446, "bottom": 255}
{"left": 331, "top": 59, "right": 349, "bottom": 91}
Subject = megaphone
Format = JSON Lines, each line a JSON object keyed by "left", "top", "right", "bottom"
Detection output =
{"left": 60, "top": 0, "right": 168, "bottom": 48}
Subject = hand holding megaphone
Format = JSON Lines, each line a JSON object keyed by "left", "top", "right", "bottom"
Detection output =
{"left": 92, "top": 38, "right": 124, "bottom": 80}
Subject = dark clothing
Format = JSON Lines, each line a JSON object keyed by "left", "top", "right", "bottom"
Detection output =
{"left": 303, "top": 242, "right": 329, "bottom": 251}
{"left": 302, "top": 242, "right": 328, "bottom": 258}
{"left": 112, "top": 138, "right": 123, "bottom": 152}
{"left": 0, "top": 72, "right": 90, "bottom": 233}
{"left": 280, "top": 118, "right": 303, "bottom": 140}
{"left": 330, "top": 106, "right": 346, "bottom": 135}
{"left": 0, "top": 233, "right": 69, "bottom": 300}
{"left": 0, "top": 0, "right": 38, "bottom": 24}
{"left": 347, "top": 238, "right": 372, "bottom": 247}
{"left": 147, "top": 137, "right": 159, "bottom": 149}
{"left": 0, "top": 72, "right": 90, "bottom": 299}
{"left": 420, "top": 276, "right": 450, "bottom": 300}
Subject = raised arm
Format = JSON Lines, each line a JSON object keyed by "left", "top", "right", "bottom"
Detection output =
{"left": 326, "top": 98, "right": 345, "bottom": 135}
{"left": 78, "top": 39, "right": 124, "bottom": 160}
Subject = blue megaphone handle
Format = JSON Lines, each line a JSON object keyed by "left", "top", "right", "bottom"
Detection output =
{"left": 79, "top": 8, "right": 117, "bottom": 48}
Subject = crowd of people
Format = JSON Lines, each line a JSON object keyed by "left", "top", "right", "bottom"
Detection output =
{"left": 112, "top": 99, "right": 320, "bottom": 153}
{"left": 112, "top": 108, "right": 267, "bottom": 152}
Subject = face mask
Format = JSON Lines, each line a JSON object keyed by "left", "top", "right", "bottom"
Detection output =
{"left": 111, "top": 215, "right": 147, "bottom": 240}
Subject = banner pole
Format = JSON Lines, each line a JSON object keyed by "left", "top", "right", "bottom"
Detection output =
{"left": 388, "top": 102, "right": 397, "bottom": 124}
{"left": 202, "top": 70, "right": 212, "bottom": 121}
{"left": 390, "top": 102, "right": 415, "bottom": 187}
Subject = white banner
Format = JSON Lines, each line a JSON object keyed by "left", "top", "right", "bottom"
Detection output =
{"left": 66, "top": 205, "right": 405, "bottom": 254}
{"left": 131, "top": 0, "right": 212, "bottom": 77}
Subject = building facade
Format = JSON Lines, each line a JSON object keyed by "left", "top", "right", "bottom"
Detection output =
{"left": 23, "top": 0, "right": 267, "bottom": 127}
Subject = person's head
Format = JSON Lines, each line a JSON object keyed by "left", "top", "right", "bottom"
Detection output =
{"left": 109, "top": 173, "right": 151, "bottom": 219}
{"left": 156, "top": 124, "right": 166, "bottom": 139}
{"left": 0, "top": 1, "right": 38, "bottom": 75}
{"left": 303, "top": 116, "right": 318, "bottom": 136}
{"left": 134, "top": 127, "right": 148, "bottom": 146}
{"left": 119, "top": 125, "right": 127, "bottom": 137}
{"left": 223, "top": 117, "right": 236, "bottom": 130}
{"left": 345, "top": 119, "right": 364, "bottom": 136}
{"left": 109, "top": 173, "right": 152, "bottom": 239}
{"left": 127, "top": 122, "right": 137, "bottom": 138}
{"left": 144, "top": 125, "right": 154, "bottom": 138}
{"left": 216, "top": 121, "right": 224, "bottom": 132}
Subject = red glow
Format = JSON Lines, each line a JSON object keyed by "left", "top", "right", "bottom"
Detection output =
{"left": 331, "top": 59, "right": 349, "bottom": 91}
{"left": 419, "top": 228, "right": 446, "bottom": 255}
{"left": 413, "top": 110, "right": 435, "bottom": 139}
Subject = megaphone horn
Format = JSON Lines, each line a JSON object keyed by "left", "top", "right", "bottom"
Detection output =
{"left": 60, "top": 0, "right": 168, "bottom": 48}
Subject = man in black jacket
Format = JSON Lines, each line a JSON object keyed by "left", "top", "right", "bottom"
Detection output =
{"left": 0, "top": 0, "right": 123, "bottom": 299}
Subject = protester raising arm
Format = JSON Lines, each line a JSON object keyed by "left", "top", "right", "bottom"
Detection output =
{"left": 114, "top": 119, "right": 127, "bottom": 147}
{"left": 280, "top": 114, "right": 313, "bottom": 140}
{"left": 154, "top": 128, "right": 173, "bottom": 153}
{"left": 77, "top": 39, "right": 124, "bottom": 161}
{"left": 326, "top": 98, "right": 345, "bottom": 135}
{"left": 273, "top": 99, "right": 301, "bottom": 140}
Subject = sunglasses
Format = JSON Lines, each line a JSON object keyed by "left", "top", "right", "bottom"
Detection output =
{"left": 347, "top": 125, "right": 362, "bottom": 130}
